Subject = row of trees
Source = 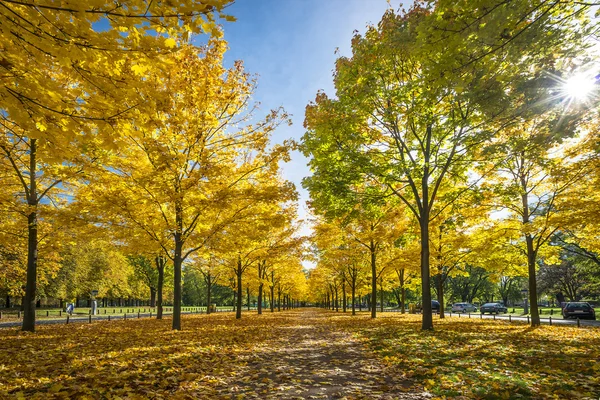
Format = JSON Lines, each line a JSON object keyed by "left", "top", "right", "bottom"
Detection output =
{"left": 302, "top": 1, "right": 600, "bottom": 329}
{"left": 0, "top": 0, "right": 307, "bottom": 331}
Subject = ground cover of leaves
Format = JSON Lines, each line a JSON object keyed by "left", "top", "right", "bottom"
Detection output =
{"left": 0, "top": 310, "right": 598, "bottom": 399}
{"left": 343, "top": 313, "right": 600, "bottom": 399}
{"left": 0, "top": 310, "right": 425, "bottom": 399}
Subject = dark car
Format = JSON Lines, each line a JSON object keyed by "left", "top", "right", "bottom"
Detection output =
{"left": 562, "top": 302, "right": 596, "bottom": 320}
{"left": 480, "top": 302, "right": 508, "bottom": 314}
{"left": 415, "top": 300, "right": 441, "bottom": 314}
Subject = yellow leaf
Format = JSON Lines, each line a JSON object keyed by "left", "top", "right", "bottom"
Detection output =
{"left": 165, "top": 38, "right": 177, "bottom": 48}
{"left": 36, "top": 122, "right": 47, "bottom": 132}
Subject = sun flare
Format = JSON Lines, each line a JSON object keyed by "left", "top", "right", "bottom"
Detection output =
{"left": 563, "top": 71, "right": 597, "bottom": 102}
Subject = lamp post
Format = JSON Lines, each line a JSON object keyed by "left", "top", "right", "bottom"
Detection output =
{"left": 521, "top": 289, "right": 529, "bottom": 315}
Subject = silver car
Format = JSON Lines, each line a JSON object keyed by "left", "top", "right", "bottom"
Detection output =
{"left": 451, "top": 302, "right": 477, "bottom": 313}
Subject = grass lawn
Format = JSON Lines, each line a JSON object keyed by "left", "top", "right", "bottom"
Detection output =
{"left": 0, "top": 306, "right": 235, "bottom": 320}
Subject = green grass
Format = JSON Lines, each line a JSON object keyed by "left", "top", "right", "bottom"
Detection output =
{"left": 0, "top": 306, "right": 237, "bottom": 320}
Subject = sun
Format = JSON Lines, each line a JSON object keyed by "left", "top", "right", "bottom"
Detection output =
{"left": 562, "top": 71, "right": 598, "bottom": 102}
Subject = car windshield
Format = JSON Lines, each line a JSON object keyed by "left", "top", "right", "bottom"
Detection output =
{"left": 567, "top": 303, "right": 591, "bottom": 309}
{"left": 482, "top": 303, "right": 497, "bottom": 307}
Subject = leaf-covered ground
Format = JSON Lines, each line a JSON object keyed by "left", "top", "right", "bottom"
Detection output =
{"left": 344, "top": 313, "right": 600, "bottom": 399}
{"left": 0, "top": 310, "right": 425, "bottom": 399}
{"left": 0, "top": 310, "right": 598, "bottom": 399}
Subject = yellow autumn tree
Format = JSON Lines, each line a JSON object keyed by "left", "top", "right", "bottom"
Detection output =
{"left": 76, "top": 40, "right": 294, "bottom": 330}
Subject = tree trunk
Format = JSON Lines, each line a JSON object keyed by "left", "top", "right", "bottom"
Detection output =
{"left": 277, "top": 285, "right": 281, "bottom": 312}
{"left": 206, "top": 272, "right": 212, "bottom": 315}
{"left": 342, "top": 279, "right": 346, "bottom": 313}
{"left": 156, "top": 256, "right": 165, "bottom": 319}
{"left": 335, "top": 286, "right": 339, "bottom": 312}
{"left": 258, "top": 282, "right": 263, "bottom": 315}
{"left": 401, "top": 286, "right": 406, "bottom": 314}
{"left": 437, "top": 274, "right": 445, "bottom": 319}
{"left": 270, "top": 271, "right": 275, "bottom": 312}
{"left": 351, "top": 277, "right": 356, "bottom": 315}
{"left": 150, "top": 287, "right": 156, "bottom": 308}
{"left": 379, "top": 277, "right": 384, "bottom": 313}
{"left": 236, "top": 255, "right": 243, "bottom": 319}
{"left": 172, "top": 204, "right": 184, "bottom": 330}
{"left": 420, "top": 212, "right": 433, "bottom": 330}
{"left": 370, "top": 241, "right": 377, "bottom": 319}
{"left": 22, "top": 139, "right": 38, "bottom": 332}
{"left": 526, "top": 234, "right": 540, "bottom": 326}
{"left": 246, "top": 285, "right": 250, "bottom": 311}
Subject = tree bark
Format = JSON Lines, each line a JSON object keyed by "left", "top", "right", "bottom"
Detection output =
{"left": 172, "top": 204, "right": 183, "bottom": 330}
{"left": 351, "top": 276, "right": 356, "bottom": 315}
{"left": 246, "top": 285, "right": 250, "bottom": 311}
{"left": 371, "top": 240, "right": 377, "bottom": 319}
{"left": 150, "top": 287, "right": 156, "bottom": 308}
{"left": 379, "top": 277, "right": 384, "bottom": 313}
{"left": 206, "top": 272, "right": 212, "bottom": 314}
{"left": 236, "top": 255, "right": 243, "bottom": 319}
{"left": 438, "top": 275, "right": 445, "bottom": 319}
{"left": 22, "top": 138, "right": 38, "bottom": 332}
{"left": 420, "top": 211, "right": 434, "bottom": 330}
{"left": 335, "top": 285, "right": 339, "bottom": 312}
{"left": 342, "top": 279, "right": 346, "bottom": 313}
{"left": 270, "top": 271, "right": 275, "bottom": 312}
{"left": 277, "top": 284, "right": 281, "bottom": 311}
{"left": 156, "top": 256, "right": 165, "bottom": 319}
{"left": 526, "top": 234, "right": 540, "bottom": 326}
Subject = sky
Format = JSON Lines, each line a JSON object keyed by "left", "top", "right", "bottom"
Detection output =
{"left": 209, "top": 0, "right": 402, "bottom": 249}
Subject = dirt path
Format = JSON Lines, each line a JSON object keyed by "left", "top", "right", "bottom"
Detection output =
{"left": 221, "top": 309, "right": 429, "bottom": 399}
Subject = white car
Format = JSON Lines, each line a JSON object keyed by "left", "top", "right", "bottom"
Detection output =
{"left": 451, "top": 302, "right": 477, "bottom": 313}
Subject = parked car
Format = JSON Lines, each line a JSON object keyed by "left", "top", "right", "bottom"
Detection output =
{"left": 415, "top": 300, "right": 441, "bottom": 314}
{"left": 562, "top": 302, "right": 596, "bottom": 320}
{"left": 480, "top": 303, "right": 508, "bottom": 314}
{"left": 451, "top": 302, "right": 477, "bottom": 313}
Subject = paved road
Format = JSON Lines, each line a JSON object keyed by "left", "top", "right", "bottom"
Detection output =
{"left": 382, "top": 308, "right": 600, "bottom": 327}
{"left": 3, "top": 308, "right": 599, "bottom": 329}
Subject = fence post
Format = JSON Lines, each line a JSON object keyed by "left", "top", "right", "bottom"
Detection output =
{"left": 551, "top": 309, "right": 553, "bottom": 316}
{"left": 138, "top": 312, "right": 140, "bottom": 319}
{"left": 493, "top": 314, "right": 496, "bottom": 321}
{"left": 480, "top": 313, "right": 482, "bottom": 320}
{"left": 66, "top": 315, "right": 70, "bottom": 324}
{"left": 88, "top": 315, "right": 92, "bottom": 323}
{"left": 124, "top": 313, "right": 127, "bottom": 320}
{"left": 46, "top": 311, "right": 49, "bottom": 317}
{"left": 59, "top": 311, "right": 62, "bottom": 317}
{"left": 527, "top": 315, "right": 530, "bottom": 324}
{"left": 18, "top": 311, "right": 21, "bottom": 319}
{"left": 577, "top": 318, "right": 580, "bottom": 328}
{"left": 150, "top": 311, "right": 152, "bottom": 318}
{"left": 468, "top": 313, "right": 471, "bottom": 319}
{"left": 509, "top": 314, "right": 511, "bottom": 322}
{"left": 108, "top": 315, "right": 111, "bottom": 321}
{"left": 549, "top": 316, "right": 552, "bottom": 326}
{"left": 0, "top": 311, "right": 2, "bottom": 319}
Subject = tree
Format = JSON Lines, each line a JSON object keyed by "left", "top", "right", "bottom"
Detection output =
{"left": 301, "top": 1, "right": 588, "bottom": 331}
{"left": 1, "top": 0, "right": 233, "bottom": 333}
{"left": 78, "top": 41, "right": 293, "bottom": 330}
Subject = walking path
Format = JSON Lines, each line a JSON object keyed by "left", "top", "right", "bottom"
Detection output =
{"left": 222, "top": 310, "right": 428, "bottom": 399}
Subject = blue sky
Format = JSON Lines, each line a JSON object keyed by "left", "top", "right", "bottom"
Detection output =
{"left": 212, "top": 0, "right": 401, "bottom": 240}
